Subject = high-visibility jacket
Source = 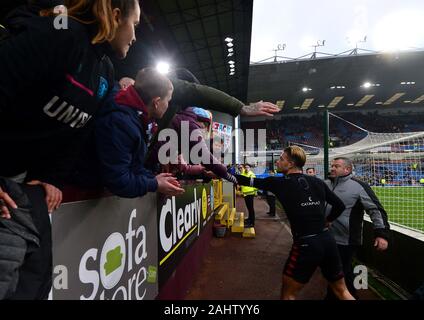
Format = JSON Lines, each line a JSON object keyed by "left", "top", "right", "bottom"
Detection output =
{"left": 240, "top": 170, "right": 257, "bottom": 196}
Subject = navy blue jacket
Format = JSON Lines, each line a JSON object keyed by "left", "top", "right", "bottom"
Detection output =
{"left": 94, "top": 86, "right": 158, "bottom": 198}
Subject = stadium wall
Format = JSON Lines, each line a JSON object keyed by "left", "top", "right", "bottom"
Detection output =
{"left": 51, "top": 180, "right": 224, "bottom": 300}
{"left": 357, "top": 221, "right": 424, "bottom": 295}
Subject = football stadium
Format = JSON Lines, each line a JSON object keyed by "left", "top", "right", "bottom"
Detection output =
{"left": 0, "top": 0, "right": 423, "bottom": 305}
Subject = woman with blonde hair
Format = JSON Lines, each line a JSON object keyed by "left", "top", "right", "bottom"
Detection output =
{"left": 0, "top": 0, "right": 141, "bottom": 299}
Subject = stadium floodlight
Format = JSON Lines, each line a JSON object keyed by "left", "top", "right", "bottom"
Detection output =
{"left": 363, "top": 82, "right": 372, "bottom": 88}
{"left": 225, "top": 37, "right": 233, "bottom": 42}
{"left": 228, "top": 60, "right": 235, "bottom": 64}
{"left": 156, "top": 61, "right": 170, "bottom": 74}
{"left": 302, "top": 87, "right": 311, "bottom": 92}
{"left": 228, "top": 48, "right": 234, "bottom": 52}
{"left": 227, "top": 52, "right": 234, "bottom": 57}
{"left": 227, "top": 42, "right": 234, "bottom": 47}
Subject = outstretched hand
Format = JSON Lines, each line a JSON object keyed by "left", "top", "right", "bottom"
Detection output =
{"left": 0, "top": 186, "right": 18, "bottom": 219}
{"left": 156, "top": 173, "right": 185, "bottom": 196}
{"left": 240, "top": 100, "right": 280, "bottom": 117}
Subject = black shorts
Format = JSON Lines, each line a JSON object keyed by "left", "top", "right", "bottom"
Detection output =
{"left": 283, "top": 230, "right": 344, "bottom": 284}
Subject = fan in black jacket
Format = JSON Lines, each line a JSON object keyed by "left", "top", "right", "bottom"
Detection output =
{"left": 0, "top": 0, "right": 141, "bottom": 300}
{"left": 235, "top": 146, "right": 355, "bottom": 300}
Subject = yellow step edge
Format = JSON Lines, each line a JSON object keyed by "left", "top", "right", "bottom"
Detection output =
{"left": 243, "top": 227, "right": 256, "bottom": 238}
{"left": 220, "top": 207, "right": 236, "bottom": 227}
{"left": 214, "top": 203, "right": 229, "bottom": 221}
{"left": 227, "top": 208, "right": 236, "bottom": 227}
{"left": 220, "top": 211, "right": 229, "bottom": 226}
{"left": 231, "top": 211, "right": 244, "bottom": 233}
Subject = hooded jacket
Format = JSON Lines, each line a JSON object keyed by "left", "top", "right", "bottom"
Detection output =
{"left": 93, "top": 86, "right": 158, "bottom": 198}
{"left": 150, "top": 78, "right": 246, "bottom": 157}
{"left": 150, "top": 107, "right": 236, "bottom": 183}
{"left": 325, "top": 174, "right": 390, "bottom": 246}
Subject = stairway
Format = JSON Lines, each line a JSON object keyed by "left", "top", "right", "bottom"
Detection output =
{"left": 214, "top": 203, "right": 255, "bottom": 238}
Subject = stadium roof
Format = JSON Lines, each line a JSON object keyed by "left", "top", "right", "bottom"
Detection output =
{"left": 114, "top": 0, "right": 253, "bottom": 102}
{"left": 0, "top": 0, "right": 253, "bottom": 102}
{"left": 247, "top": 50, "right": 424, "bottom": 113}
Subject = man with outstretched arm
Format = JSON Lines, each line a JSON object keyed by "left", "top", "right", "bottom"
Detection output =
{"left": 235, "top": 146, "right": 354, "bottom": 300}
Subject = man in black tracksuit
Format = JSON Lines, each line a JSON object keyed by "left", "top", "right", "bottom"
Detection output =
{"left": 325, "top": 157, "right": 390, "bottom": 299}
{"left": 235, "top": 146, "right": 354, "bottom": 300}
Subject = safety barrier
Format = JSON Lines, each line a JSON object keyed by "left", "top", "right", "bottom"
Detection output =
{"left": 51, "top": 180, "right": 227, "bottom": 300}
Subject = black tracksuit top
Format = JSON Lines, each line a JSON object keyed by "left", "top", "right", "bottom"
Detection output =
{"left": 236, "top": 173, "right": 346, "bottom": 239}
{"left": 0, "top": 16, "right": 114, "bottom": 187}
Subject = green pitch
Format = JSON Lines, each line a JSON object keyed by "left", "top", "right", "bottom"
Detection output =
{"left": 372, "top": 186, "right": 424, "bottom": 232}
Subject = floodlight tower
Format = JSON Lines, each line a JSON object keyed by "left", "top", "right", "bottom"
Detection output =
{"left": 272, "top": 43, "right": 286, "bottom": 62}
{"left": 350, "top": 35, "right": 367, "bottom": 55}
{"left": 311, "top": 40, "right": 326, "bottom": 59}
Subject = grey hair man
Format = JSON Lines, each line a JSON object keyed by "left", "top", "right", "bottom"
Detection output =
{"left": 325, "top": 157, "right": 390, "bottom": 299}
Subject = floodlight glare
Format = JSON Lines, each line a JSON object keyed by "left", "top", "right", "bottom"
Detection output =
{"left": 156, "top": 62, "right": 170, "bottom": 74}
